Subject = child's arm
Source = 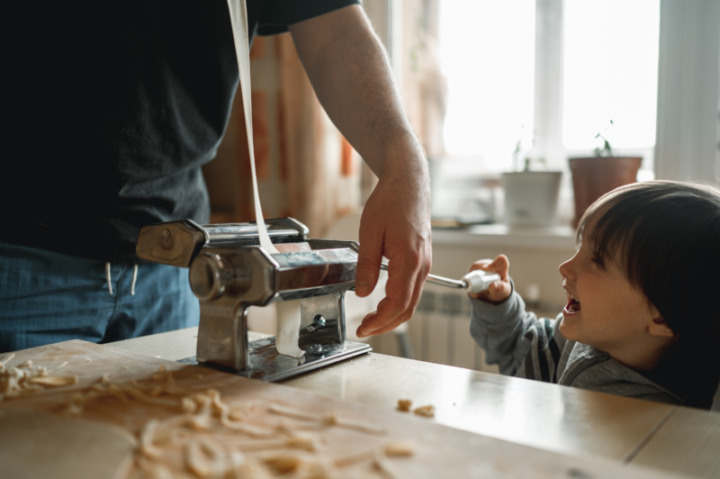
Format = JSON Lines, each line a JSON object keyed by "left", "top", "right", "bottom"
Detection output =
{"left": 468, "top": 255, "right": 565, "bottom": 381}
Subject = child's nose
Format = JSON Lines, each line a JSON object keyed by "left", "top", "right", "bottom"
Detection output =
{"left": 558, "top": 255, "right": 575, "bottom": 279}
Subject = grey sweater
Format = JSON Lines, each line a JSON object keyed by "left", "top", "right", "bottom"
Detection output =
{"left": 470, "top": 290, "right": 684, "bottom": 406}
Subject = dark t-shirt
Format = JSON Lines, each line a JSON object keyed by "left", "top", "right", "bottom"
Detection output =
{"left": 4, "top": 0, "right": 357, "bottom": 262}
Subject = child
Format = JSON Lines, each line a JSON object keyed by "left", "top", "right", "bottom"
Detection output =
{"left": 468, "top": 180, "right": 720, "bottom": 409}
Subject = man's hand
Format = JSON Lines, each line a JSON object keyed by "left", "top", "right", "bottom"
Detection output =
{"left": 354, "top": 147, "right": 432, "bottom": 338}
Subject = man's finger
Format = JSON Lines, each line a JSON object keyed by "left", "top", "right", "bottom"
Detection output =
{"left": 356, "top": 249, "right": 428, "bottom": 337}
{"left": 356, "top": 296, "right": 410, "bottom": 337}
{"left": 354, "top": 229, "right": 383, "bottom": 298}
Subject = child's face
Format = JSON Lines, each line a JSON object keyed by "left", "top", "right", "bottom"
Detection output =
{"left": 557, "top": 219, "right": 661, "bottom": 366}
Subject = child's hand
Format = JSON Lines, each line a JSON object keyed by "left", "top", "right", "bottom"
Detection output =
{"left": 468, "top": 254, "right": 512, "bottom": 303}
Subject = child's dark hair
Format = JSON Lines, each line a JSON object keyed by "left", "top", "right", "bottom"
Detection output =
{"left": 577, "top": 180, "right": 720, "bottom": 409}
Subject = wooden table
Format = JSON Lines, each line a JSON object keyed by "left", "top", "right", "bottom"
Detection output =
{"left": 110, "top": 327, "right": 720, "bottom": 478}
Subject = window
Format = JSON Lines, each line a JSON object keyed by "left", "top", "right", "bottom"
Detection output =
{"left": 438, "top": 0, "right": 535, "bottom": 171}
{"left": 562, "top": 0, "right": 659, "bottom": 153}
{"left": 437, "top": 0, "right": 660, "bottom": 175}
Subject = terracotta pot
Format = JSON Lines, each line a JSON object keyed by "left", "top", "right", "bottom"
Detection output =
{"left": 568, "top": 156, "right": 642, "bottom": 226}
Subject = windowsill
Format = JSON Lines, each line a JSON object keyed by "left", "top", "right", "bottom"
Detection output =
{"left": 431, "top": 223, "right": 576, "bottom": 251}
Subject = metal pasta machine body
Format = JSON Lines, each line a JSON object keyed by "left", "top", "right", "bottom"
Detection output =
{"left": 135, "top": 217, "right": 371, "bottom": 381}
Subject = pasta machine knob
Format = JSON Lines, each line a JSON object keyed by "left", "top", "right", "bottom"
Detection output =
{"left": 189, "top": 251, "right": 250, "bottom": 302}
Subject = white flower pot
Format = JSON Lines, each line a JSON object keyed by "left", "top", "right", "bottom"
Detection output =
{"left": 501, "top": 171, "right": 563, "bottom": 226}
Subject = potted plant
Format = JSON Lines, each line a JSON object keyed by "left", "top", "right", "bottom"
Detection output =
{"left": 568, "top": 120, "right": 642, "bottom": 226}
{"left": 502, "top": 146, "right": 563, "bottom": 226}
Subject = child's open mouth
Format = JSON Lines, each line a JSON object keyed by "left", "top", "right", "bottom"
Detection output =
{"left": 565, "top": 297, "right": 581, "bottom": 314}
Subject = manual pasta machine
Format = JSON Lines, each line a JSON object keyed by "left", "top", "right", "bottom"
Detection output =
{"left": 135, "top": 217, "right": 371, "bottom": 381}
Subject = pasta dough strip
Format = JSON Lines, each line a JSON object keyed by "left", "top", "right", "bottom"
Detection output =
{"left": 226, "top": 0, "right": 277, "bottom": 255}
{"left": 226, "top": 1, "right": 303, "bottom": 358}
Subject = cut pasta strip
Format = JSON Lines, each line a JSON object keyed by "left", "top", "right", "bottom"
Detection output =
{"left": 2, "top": 359, "right": 417, "bottom": 478}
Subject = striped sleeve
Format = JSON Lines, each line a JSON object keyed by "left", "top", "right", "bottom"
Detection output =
{"left": 520, "top": 317, "right": 563, "bottom": 383}
{"left": 470, "top": 291, "right": 565, "bottom": 383}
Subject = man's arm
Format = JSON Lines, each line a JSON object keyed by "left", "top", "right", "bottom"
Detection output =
{"left": 289, "top": 4, "right": 432, "bottom": 337}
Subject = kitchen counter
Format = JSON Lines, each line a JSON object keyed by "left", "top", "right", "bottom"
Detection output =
{"left": 431, "top": 223, "right": 576, "bottom": 250}
{"left": 111, "top": 327, "right": 720, "bottom": 478}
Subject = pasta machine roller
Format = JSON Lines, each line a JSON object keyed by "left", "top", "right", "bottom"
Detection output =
{"left": 135, "top": 217, "right": 371, "bottom": 381}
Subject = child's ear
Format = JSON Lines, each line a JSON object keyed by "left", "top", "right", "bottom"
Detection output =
{"left": 648, "top": 316, "right": 674, "bottom": 338}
